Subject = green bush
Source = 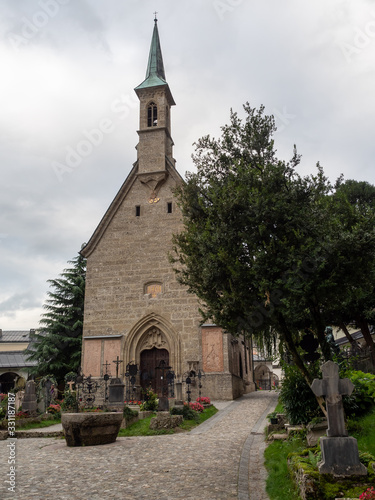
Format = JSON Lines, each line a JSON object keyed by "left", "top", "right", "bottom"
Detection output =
{"left": 170, "top": 404, "right": 199, "bottom": 422}
{"left": 123, "top": 405, "right": 138, "bottom": 420}
{"left": 0, "top": 395, "right": 8, "bottom": 419}
{"left": 342, "top": 370, "right": 375, "bottom": 418}
{"left": 61, "top": 391, "right": 77, "bottom": 412}
{"left": 279, "top": 363, "right": 323, "bottom": 425}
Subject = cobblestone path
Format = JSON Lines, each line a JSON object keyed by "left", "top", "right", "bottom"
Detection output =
{"left": 0, "top": 391, "right": 277, "bottom": 500}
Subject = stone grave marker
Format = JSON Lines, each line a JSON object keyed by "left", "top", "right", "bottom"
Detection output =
{"left": 22, "top": 380, "right": 38, "bottom": 416}
{"left": 157, "top": 396, "right": 169, "bottom": 412}
{"left": 66, "top": 380, "right": 75, "bottom": 391}
{"left": 311, "top": 361, "right": 367, "bottom": 476}
{"left": 109, "top": 356, "right": 125, "bottom": 405}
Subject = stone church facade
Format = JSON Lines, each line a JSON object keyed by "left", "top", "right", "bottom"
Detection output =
{"left": 80, "top": 19, "right": 255, "bottom": 401}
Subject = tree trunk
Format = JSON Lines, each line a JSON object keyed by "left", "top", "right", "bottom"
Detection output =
{"left": 277, "top": 313, "right": 327, "bottom": 418}
{"left": 309, "top": 301, "right": 331, "bottom": 361}
{"left": 338, "top": 322, "right": 355, "bottom": 345}
{"left": 356, "top": 316, "right": 375, "bottom": 366}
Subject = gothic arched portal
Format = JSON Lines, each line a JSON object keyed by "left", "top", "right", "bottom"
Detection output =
{"left": 124, "top": 313, "right": 181, "bottom": 383}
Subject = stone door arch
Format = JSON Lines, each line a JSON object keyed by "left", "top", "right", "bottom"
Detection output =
{"left": 124, "top": 313, "right": 181, "bottom": 382}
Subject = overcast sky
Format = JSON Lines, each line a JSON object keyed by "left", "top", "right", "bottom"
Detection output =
{"left": 1, "top": 0, "right": 375, "bottom": 330}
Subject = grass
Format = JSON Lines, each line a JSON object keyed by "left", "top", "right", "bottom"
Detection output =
{"left": 348, "top": 406, "right": 375, "bottom": 456}
{"left": 16, "top": 418, "right": 61, "bottom": 430}
{"left": 179, "top": 405, "right": 218, "bottom": 431}
{"left": 264, "top": 437, "right": 304, "bottom": 500}
{"left": 265, "top": 404, "right": 375, "bottom": 500}
{"left": 118, "top": 406, "right": 218, "bottom": 436}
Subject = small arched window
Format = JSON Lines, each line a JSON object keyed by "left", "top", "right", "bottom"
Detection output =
{"left": 147, "top": 102, "right": 157, "bottom": 127}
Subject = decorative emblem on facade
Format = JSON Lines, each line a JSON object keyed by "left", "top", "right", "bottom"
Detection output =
{"left": 138, "top": 171, "right": 168, "bottom": 204}
{"left": 187, "top": 361, "right": 199, "bottom": 374}
{"left": 141, "top": 327, "right": 167, "bottom": 350}
{"left": 145, "top": 282, "right": 162, "bottom": 298}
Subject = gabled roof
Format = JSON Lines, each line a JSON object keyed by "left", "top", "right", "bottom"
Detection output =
{"left": 80, "top": 161, "right": 184, "bottom": 258}
{"left": 0, "top": 351, "right": 37, "bottom": 368}
{"left": 0, "top": 330, "right": 35, "bottom": 343}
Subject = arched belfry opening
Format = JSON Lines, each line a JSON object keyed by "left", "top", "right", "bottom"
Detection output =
{"left": 147, "top": 102, "right": 158, "bottom": 127}
{"left": 124, "top": 314, "right": 181, "bottom": 395}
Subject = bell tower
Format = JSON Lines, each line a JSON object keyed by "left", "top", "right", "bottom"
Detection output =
{"left": 134, "top": 17, "right": 176, "bottom": 174}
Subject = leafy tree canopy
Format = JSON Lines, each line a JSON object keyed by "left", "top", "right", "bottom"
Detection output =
{"left": 25, "top": 251, "right": 86, "bottom": 384}
{"left": 172, "top": 104, "right": 375, "bottom": 383}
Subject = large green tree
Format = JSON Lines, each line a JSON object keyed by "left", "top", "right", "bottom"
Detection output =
{"left": 25, "top": 251, "right": 86, "bottom": 384}
{"left": 172, "top": 104, "right": 375, "bottom": 387}
{"left": 327, "top": 179, "right": 375, "bottom": 364}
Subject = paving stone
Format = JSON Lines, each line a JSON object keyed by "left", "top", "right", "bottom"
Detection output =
{"left": 0, "top": 391, "right": 278, "bottom": 500}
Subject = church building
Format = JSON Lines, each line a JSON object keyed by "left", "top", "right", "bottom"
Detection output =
{"left": 80, "top": 19, "right": 255, "bottom": 401}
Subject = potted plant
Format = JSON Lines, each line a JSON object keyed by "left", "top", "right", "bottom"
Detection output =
{"left": 267, "top": 411, "right": 278, "bottom": 425}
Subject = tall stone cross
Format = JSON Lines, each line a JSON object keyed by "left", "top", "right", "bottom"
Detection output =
{"left": 113, "top": 356, "right": 123, "bottom": 379}
{"left": 311, "top": 360, "right": 354, "bottom": 437}
{"left": 311, "top": 361, "right": 367, "bottom": 476}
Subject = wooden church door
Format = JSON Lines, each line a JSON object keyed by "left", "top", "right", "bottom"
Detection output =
{"left": 140, "top": 347, "right": 169, "bottom": 397}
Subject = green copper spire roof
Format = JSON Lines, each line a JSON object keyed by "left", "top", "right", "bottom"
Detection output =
{"left": 135, "top": 19, "right": 168, "bottom": 90}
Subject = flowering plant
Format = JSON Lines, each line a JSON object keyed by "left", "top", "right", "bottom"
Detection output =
{"left": 360, "top": 487, "right": 375, "bottom": 500}
{"left": 186, "top": 401, "right": 204, "bottom": 412}
{"left": 47, "top": 404, "right": 61, "bottom": 415}
{"left": 196, "top": 397, "right": 210, "bottom": 405}
{"left": 125, "top": 400, "right": 142, "bottom": 406}
{"left": 140, "top": 388, "right": 159, "bottom": 411}
{"left": 15, "top": 410, "right": 29, "bottom": 418}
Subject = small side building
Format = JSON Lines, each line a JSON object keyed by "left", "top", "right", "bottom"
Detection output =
{"left": 0, "top": 329, "right": 37, "bottom": 393}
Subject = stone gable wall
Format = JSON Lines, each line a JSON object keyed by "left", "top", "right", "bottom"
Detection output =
{"left": 82, "top": 172, "right": 203, "bottom": 379}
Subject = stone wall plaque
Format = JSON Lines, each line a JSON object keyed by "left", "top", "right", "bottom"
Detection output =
{"left": 146, "top": 283, "right": 162, "bottom": 298}
{"left": 202, "top": 327, "right": 224, "bottom": 372}
{"left": 82, "top": 339, "right": 101, "bottom": 377}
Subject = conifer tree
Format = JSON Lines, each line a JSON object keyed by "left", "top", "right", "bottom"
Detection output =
{"left": 25, "top": 251, "right": 86, "bottom": 384}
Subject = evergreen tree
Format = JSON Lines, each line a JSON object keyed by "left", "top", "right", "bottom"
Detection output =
{"left": 25, "top": 251, "right": 86, "bottom": 384}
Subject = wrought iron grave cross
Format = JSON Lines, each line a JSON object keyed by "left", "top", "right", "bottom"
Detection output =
{"left": 113, "top": 356, "right": 123, "bottom": 379}
{"left": 311, "top": 360, "right": 354, "bottom": 437}
{"left": 103, "top": 360, "right": 111, "bottom": 376}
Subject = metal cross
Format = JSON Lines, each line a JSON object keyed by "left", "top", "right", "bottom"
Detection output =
{"left": 103, "top": 360, "right": 111, "bottom": 375}
{"left": 153, "top": 11, "right": 158, "bottom": 21}
{"left": 113, "top": 356, "right": 123, "bottom": 379}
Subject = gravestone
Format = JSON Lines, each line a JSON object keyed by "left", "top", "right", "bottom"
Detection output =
{"left": 22, "top": 380, "right": 38, "bottom": 416}
{"left": 174, "top": 381, "right": 183, "bottom": 405}
{"left": 109, "top": 378, "right": 125, "bottom": 404}
{"left": 311, "top": 361, "right": 367, "bottom": 476}
{"left": 109, "top": 356, "right": 125, "bottom": 405}
{"left": 157, "top": 396, "right": 169, "bottom": 411}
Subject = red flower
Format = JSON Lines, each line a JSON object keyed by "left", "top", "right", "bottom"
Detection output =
{"left": 360, "top": 487, "right": 375, "bottom": 500}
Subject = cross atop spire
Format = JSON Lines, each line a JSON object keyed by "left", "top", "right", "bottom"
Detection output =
{"left": 153, "top": 11, "right": 158, "bottom": 22}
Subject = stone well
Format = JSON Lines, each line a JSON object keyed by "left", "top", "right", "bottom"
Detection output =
{"left": 62, "top": 413, "right": 123, "bottom": 447}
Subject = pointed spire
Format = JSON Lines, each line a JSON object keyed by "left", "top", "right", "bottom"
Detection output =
{"left": 145, "top": 17, "right": 166, "bottom": 81}
{"left": 135, "top": 18, "right": 168, "bottom": 90}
